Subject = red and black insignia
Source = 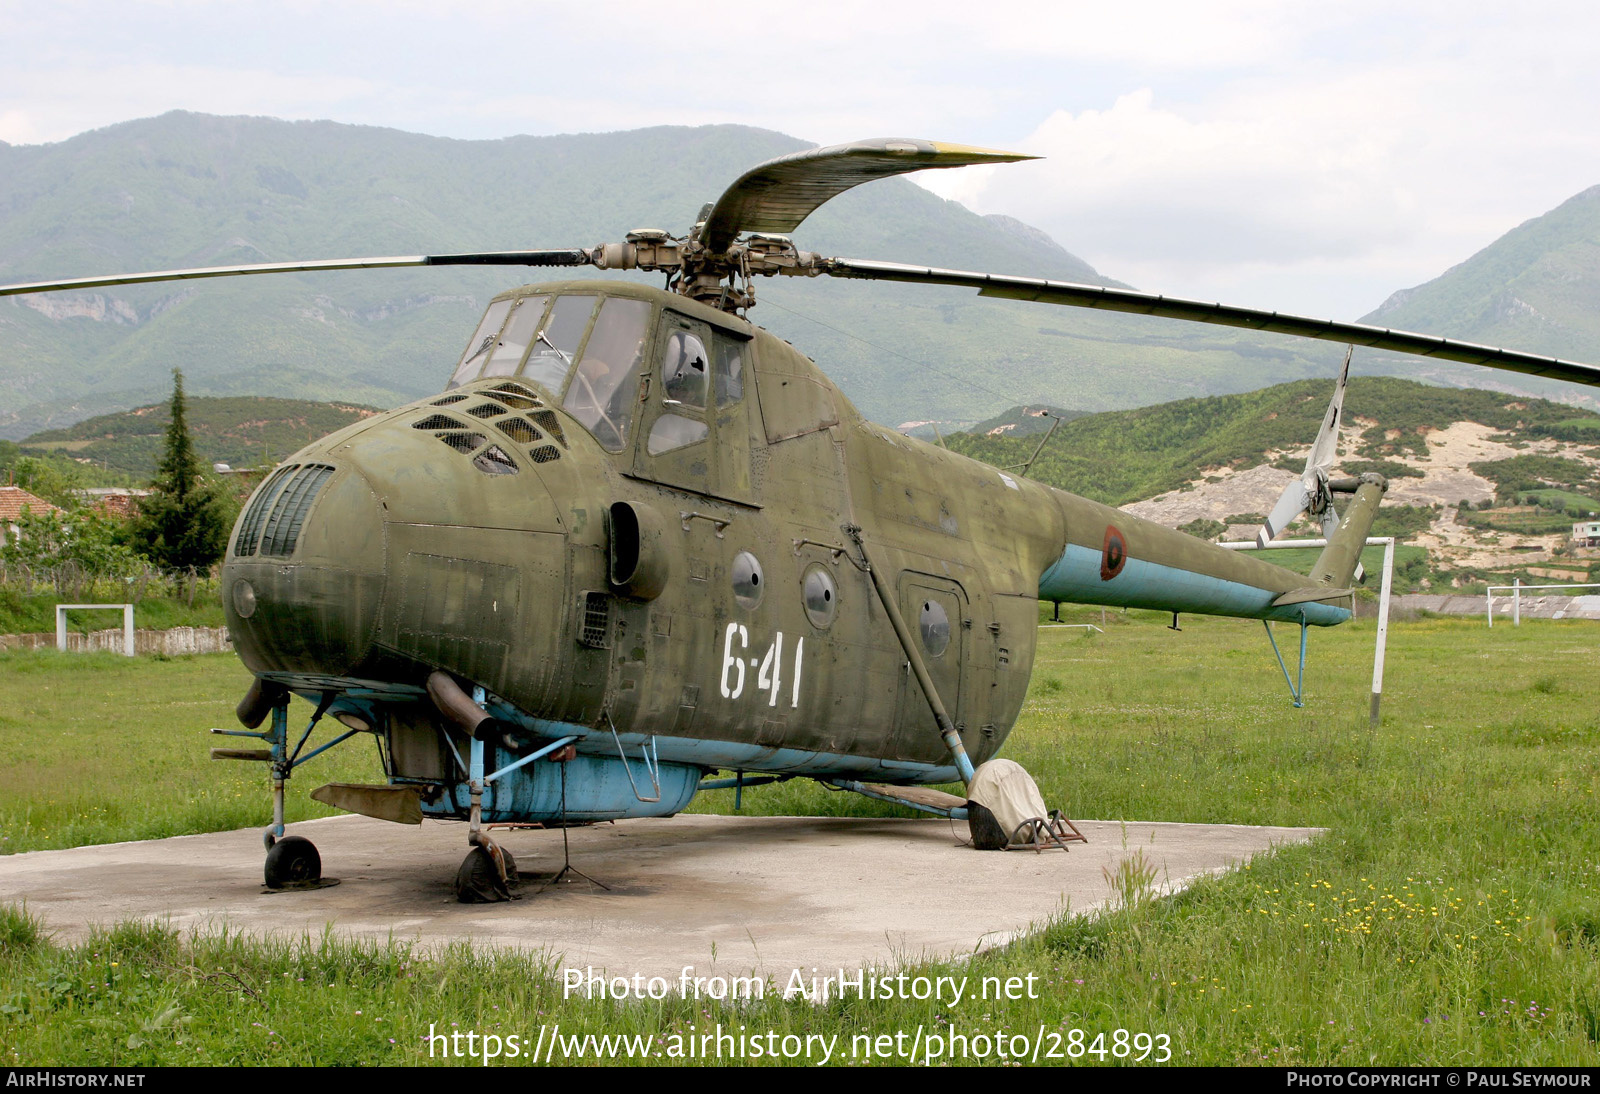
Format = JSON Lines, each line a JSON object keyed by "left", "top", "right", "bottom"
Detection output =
{"left": 1100, "top": 525, "right": 1127, "bottom": 580}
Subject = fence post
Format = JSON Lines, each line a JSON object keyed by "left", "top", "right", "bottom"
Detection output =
{"left": 1513, "top": 578, "right": 1521, "bottom": 627}
{"left": 1370, "top": 539, "right": 1395, "bottom": 727}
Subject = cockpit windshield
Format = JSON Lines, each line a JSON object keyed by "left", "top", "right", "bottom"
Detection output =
{"left": 448, "top": 293, "right": 652, "bottom": 453}
{"left": 448, "top": 298, "right": 513, "bottom": 388}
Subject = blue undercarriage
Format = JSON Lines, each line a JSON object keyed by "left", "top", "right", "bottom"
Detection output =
{"left": 244, "top": 672, "right": 963, "bottom": 827}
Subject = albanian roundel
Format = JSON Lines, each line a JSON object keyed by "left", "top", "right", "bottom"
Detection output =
{"left": 1100, "top": 525, "right": 1128, "bottom": 581}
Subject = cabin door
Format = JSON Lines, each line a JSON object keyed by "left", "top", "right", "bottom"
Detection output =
{"left": 889, "top": 572, "right": 967, "bottom": 764}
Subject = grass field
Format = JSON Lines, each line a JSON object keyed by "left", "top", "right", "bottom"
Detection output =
{"left": 2, "top": 610, "right": 1598, "bottom": 1066}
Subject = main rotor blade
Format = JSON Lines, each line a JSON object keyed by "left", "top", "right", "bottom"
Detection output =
{"left": 701, "top": 139, "right": 1035, "bottom": 255}
{"left": 826, "top": 259, "right": 1600, "bottom": 389}
{"left": 0, "top": 249, "right": 594, "bottom": 297}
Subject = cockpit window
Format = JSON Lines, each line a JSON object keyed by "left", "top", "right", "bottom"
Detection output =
{"left": 713, "top": 333, "right": 744, "bottom": 407}
{"left": 523, "top": 295, "right": 596, "bottom": 391}
{"left": 661, "top": 330, "right": 709, "bottom": 409}
{"left": 562, "top": 297, "right": 650, "bottom": 452}
{"left": 446, "top": 293, "right": 657, "bottom": 453}
{"left": 448, "top": 298, "right": 514, "bottom": 389}
{"left": 648, "top": 413, "right": 709, "bottom": 455}
{"left": 481, "top": 295, "right": 549, "bottom": 379}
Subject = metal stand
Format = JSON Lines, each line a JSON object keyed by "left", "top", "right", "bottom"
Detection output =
{"left": 1006, "top": 811, "right": 1088, "bottom": 852}
{"left": 1263, "top": 616, "right": 1309, "bottom": 708}
{"left": 538, "top": 754, "right": 609, "bottom": 894}
{"left": 1221, "top": 536, "right": 1397, "bottom": 715}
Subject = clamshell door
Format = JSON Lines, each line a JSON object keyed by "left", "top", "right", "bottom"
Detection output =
{"left": 889, "top": 573, "right": 967, "bottom": 763}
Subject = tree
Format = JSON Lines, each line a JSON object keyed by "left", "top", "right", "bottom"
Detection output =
{"left": 10, "top": 455, "right": 87, "bottom": 510}
{"left": 1, "top": 508, "right": 142, "bottom": 575}
{"left": 130, "top": 369, "right": 231, "bottom": 570}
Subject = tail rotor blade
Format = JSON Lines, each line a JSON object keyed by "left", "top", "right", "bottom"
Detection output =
{"left": 1259, "top": 482, "right": 1312, "bottom": 547}
{"left": 1304, "top": 346, "right": 1353, "bottom": 483}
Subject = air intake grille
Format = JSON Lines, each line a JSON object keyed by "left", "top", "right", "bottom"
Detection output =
{"left": 258, "top": 464, "right": 335, "bottom": 557}
{"left": 413, "top": 413, "right": 463, "bottom": 431}
{"left": 531, "top": 410, "right": 567, "bottom": 447}
{"left": 467, "top": 403, "right": 506, "bottom": 419}
{"left": 579, "top": 591, "right": 611, "bottom": 648}
{"left": 431, "top": 394, "right": 468, "bottom": 406}
{"left": 489, "top": 381, "right": 542, "bottom": 410}
{"left": 473, "top": 445, "right": 519, "bottom": 475}
{"left": 439, "top": 431, "right": 487, "bottom": 454}
{"left": 234, "top": 465, "right": 297, "bottom": 557}
{"left": 529, "top": 444, "right": 562, "bottom": 464}
{"left": 499, "top": 417, "right": 540, "bottom": 444}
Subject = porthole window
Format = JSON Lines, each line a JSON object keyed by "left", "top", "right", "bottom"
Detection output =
{"left": 919, "top": 599, "right": 950, "bottom": 657}
{"left": 732, "top": 551, "right": 764, "bottom": 610}
{"left": 802, "top": 565, "right": 837, "bottom": 628}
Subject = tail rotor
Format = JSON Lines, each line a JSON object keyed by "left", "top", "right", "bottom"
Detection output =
{"left": 1258, "top": 346, "right": 1354, "bottom": 548}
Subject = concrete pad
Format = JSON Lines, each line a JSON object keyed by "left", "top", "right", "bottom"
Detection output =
{"left": 0, "top": 815, "right": 1321, "bottom": 981}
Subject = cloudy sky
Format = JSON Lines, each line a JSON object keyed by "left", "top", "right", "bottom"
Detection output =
{"left": 5, "top": 1, "right": 1599, "bottom": 320}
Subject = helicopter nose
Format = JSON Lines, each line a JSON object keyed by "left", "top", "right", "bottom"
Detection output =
{"left": 224, "top": 403, "right": 572, "bottom": 681}
{"left": 224, "top": 462, "right": 388, "bottom": 677}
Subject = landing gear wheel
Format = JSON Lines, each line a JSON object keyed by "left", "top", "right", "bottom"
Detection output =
{"left": 264, "top": 835, "right": 321, "bottom": 888}
{"left": 455, "top": 845, "right": 515, "bottom": 903}
{"left": 966, "top": 801, "right": 1009, "bottom": 851}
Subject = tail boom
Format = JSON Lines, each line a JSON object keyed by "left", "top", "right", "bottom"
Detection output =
{"left": 1035, "top": 491, "right": 1356, "bottom": 626}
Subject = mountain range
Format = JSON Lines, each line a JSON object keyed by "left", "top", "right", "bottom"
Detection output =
{"left": 2, "top": 112, "right": 1598, "bottom": 438}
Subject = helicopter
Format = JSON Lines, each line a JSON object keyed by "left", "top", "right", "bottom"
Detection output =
{"left": 6, "top": 138, "right": 1599, "bottom": 902}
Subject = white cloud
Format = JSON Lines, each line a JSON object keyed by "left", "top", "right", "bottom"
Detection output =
{"left": 916, "top": 11, "right": 1600, "bottom": 317}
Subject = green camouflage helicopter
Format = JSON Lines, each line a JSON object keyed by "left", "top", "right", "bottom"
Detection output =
{"left": 6, "top": 139, "right": 1598, "bottom": 901}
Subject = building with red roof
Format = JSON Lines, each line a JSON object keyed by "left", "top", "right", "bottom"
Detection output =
{"left": 0, "top": 486, "right": 63, "bottom": 547}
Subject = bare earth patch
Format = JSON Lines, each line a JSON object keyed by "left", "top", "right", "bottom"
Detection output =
{"left": 1121, "top": 419, "right": 1596, "bottom": 574}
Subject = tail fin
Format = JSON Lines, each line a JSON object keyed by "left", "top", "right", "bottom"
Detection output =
{"left": 1270, "top": 472, "right": 1388, "bottom": 606}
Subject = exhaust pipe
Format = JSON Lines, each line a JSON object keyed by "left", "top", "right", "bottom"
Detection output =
{"left": 237, "top": 677, "right": 289, "bottom": 728}
{"left": 426, "top": 671, "right": 532, "bottom": 752}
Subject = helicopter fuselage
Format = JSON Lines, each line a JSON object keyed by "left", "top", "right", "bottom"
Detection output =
{"left": 222, "top": 278, "right": 1356, "bottom": 824}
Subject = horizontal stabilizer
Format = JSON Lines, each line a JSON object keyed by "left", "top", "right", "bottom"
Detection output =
{"left": 1272, "top": 587, "right": 1353, "bottom": 608}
